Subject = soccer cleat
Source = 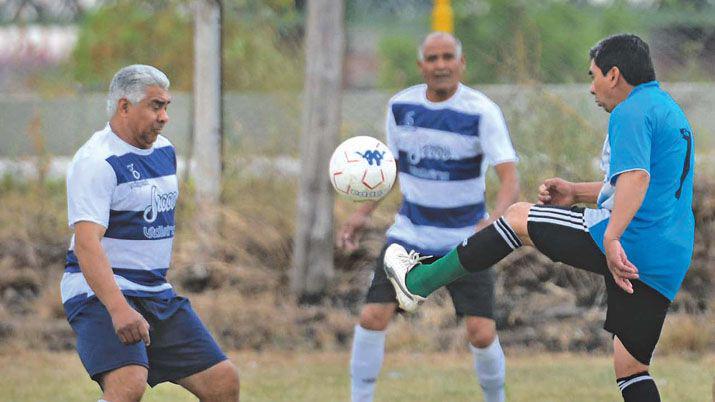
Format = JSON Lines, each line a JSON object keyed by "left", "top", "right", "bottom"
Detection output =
{"left": 383, "top": 244, "right": 430, "bottom": 312}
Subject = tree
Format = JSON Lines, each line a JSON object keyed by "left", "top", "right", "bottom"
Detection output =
{"left": 291, "top": 0, "right": 345, "bottom": 301}
{"left": 192, "top": 0, "right": 223, "bottom": 205}
{"left": 186, "top": 0, "right": 223, "bottom": 276}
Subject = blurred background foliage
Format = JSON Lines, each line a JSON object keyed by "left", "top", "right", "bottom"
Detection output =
{"left": 70, "top": 0, "right": 304, "bottom": 91}
{"left": 8, "top": 0, "right": 709, "bottom": 91}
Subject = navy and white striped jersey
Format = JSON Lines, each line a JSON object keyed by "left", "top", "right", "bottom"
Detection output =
{"left": 385, "top": 83, "right": 517, "bottom": 256}
{"left": 62, "top": 124, "right": 178, "bottom": 316}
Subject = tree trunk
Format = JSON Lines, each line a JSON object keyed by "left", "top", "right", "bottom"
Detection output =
{"left": 291, "top": 0, "right": 345, "bottom": 301}
{"left": 191, "top": 0, "right": 222, "bottom": 267}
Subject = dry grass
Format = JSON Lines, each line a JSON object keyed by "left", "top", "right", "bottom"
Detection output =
{"left": 0, "top": 155, "right": 713, "bottom": 357}
{"left": 658, "top": 312, "right": 715, "bottom": 355}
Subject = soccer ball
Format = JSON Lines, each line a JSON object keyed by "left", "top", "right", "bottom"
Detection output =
{"left": 329, "top": 136, "right": 397, "bottom": 202}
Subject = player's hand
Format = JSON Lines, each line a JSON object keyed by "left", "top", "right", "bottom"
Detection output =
{"left": 604, "top": 237, "right": 639, "bottom": 294}
{"left": 538, "top": 178, "right": 576, "bottom": 206}
{"left": 109, "top": 303, "right": 151, "bottom": 346}
{"left": 337, "top": 212, "right": 370, "bottom": 253}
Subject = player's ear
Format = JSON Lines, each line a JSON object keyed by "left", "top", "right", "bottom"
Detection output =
{"left": 607, "top": 66, "right": 620, "bottom": 87}
{"left": 117, "top": 98, "right": 130, "bottom": 115}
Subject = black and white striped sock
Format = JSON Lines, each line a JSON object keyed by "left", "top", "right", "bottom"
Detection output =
{"left": 457, "top": 217, "right": 522, "bottom": 273}
{"left": 617, "top": 371, "right": 660, "bottom": 402}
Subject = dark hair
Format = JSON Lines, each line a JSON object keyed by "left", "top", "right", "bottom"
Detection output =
{"left": 589, "top": 34, "right": 656, "bottom": 86}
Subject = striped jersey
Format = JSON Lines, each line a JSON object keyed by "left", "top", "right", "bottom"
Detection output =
{"left": 62, "top": 124, "right": 178, "bottom": 318}
{"left": 385, "top": 83, "right": 517, "bottom": 256}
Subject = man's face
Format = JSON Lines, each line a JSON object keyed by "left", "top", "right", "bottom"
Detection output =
{"left": 418, "top": 36, "right": 464, "bottom": 99}
{"left": 124, "top": 85, "right": 171, "bottom": 149}
{"left": 589, "top": 60, "right": 615, "bottom": 113}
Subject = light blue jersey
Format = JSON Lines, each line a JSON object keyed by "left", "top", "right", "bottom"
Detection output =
{"left": 588, "top": 81, "right": 695, "bottom": 301}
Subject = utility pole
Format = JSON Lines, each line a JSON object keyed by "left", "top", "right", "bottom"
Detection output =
{"left": 193, "top": 0, "right": 223, "bottom": 204}
{"left": 291, "top": 0, "right": 345, "bottom": 301}
{"left": 191, "top": 0, "right": 223, "bottom": 269}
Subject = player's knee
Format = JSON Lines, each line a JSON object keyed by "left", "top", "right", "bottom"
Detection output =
{"left": 101, "top": 367, "right": 147, "bottom": 402}
{"left": 503, "top": 202, "right": 532, "bottom": 241}
{"left": 102, "top": 379, "right": 146, "bottom": 402}
{"left": 201, "top": 362, "right": 240, "bottom": 401}
{"left": 466, "top": 319, "right": 497, "bottom": 348}
{"left": 217, "top": 363, "right": 240, "bottom": 400}
{"left": 359, "top": 304, "right": 395, "bottom": 331}
{"left": 613, "top": 336, "right": 650, "bottom": 378}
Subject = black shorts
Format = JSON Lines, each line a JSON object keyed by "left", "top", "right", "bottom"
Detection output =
{"left": 365, "top": 244, "right": 496, "bottom": 319}
{"left": 527, "top": 204, "right": 671, "bottom": 365}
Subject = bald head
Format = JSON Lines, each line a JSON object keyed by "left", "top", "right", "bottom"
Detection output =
{"left": 418, "top": 32, "right": 462, "bottom": 61}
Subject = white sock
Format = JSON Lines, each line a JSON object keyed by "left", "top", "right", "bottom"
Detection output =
{"left": 470, "top": 336, "right": 506, "bottom": 402}
{"left": 350, "top": 325, "right": 386, "bottom": 402}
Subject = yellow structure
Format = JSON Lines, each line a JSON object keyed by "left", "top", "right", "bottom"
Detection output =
{"left": 432, "top": 0, "right": 454, "bottom": 33}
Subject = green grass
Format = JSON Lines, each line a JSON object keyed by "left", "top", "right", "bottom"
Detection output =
{"left": 0, "top": 350, "right": 712, "bottom": 401}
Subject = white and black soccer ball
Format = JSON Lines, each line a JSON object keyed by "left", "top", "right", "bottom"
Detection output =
{"left": 329, "top": 136, "right": 397, "bottom": 202}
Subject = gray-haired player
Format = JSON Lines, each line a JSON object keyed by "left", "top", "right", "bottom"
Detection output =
{"left": 339, "top": 32, "right": 519, "bottom": 402}
{"left": 63, "top": 65, "right": 240, "bottom": 401}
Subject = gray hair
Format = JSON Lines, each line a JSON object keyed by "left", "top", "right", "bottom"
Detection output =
{"left": 106, "top": 64, "right": 170, "bottom": 117}
{"left": 417, "top": 32, "right": 463, "bottom": 61}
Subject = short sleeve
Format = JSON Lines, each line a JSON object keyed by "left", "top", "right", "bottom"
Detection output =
{"left": 66, "top": 156, "right": 116, "bottom": 229}
{"left": 607, "top": 108, "right": 652, "bottom": 184}
{"left": 479, "top": 102, "right": 518, "bottom": 165}
{"left": 385, "top": 104, "right": 399, "bottom": 159}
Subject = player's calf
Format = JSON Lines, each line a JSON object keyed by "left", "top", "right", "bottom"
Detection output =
{"left": 391, "top": 217, "right": 523, "bottom": 302}
{"left": 617, "top": 371, "right": 660, "bottom": 402}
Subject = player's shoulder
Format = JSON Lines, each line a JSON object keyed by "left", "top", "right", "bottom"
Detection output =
{"left": 456, "top": 84, "right": 502, "bottom": 113}
{"left": 388, "top": 84, "right": 427, "bottom": 105}
{"left": 153, "top": 134, "right": 174, "bottom": 150}
{"left": 71, "top": 126, "right": 116, "bottom": 166}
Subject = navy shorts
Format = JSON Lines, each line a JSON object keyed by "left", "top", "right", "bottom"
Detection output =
{"left": 366, "top": 244, "right": 496, "bottom": 318}
{"left": 66, "top": 295, "right": 227, "bottom": 387}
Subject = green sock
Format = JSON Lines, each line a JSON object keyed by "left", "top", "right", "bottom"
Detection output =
{"left": 405, "top": 248, "right": 469, "bottom": 297}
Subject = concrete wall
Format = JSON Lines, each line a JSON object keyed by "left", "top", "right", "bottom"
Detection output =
{"left": 1, "top": 83, "right": 713, "bottom": 158}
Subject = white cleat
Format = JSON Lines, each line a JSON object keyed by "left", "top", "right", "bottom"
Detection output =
{"left": 383, "top": 244, "right": 430, "bottom": 312}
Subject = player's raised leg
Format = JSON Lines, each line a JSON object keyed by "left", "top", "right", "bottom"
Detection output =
{"left": 385, "top": 202, "right": 531, "bottom": 306}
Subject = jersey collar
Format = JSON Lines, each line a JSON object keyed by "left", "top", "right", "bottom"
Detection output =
{"left": 628, "top": 80, "right": 659, "bottom": 98}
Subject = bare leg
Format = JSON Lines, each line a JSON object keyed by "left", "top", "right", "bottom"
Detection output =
{"left": 99, "top": 365, "right": 148, "bottom": 402}
{"left": 176, "top": 360, "right": 240, "bottom": 402}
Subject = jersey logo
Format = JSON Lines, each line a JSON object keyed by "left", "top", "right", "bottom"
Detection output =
{"left": 143, "top": 186, "right": 178, "bottom": 223}
{"left": 126, "top": 164, "right": 141, "bottom": 180}
{"left": 404, "top": 110, "right": 416, "bottom": 127}
{"left": 356, "top": 150, "right": 386, "bottom": 166}
{"left": 675, "top": 128, "right": 692, "bottom": 199}
{"left": 408, "top": 144, "right": 452, "bottom": 165}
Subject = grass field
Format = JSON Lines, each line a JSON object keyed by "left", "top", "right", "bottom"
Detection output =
{"left": 1, "top": 349, "right": 712, "bottom": 402}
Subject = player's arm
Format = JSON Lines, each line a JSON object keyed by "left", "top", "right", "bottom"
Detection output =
{"left": 73, "top": 221, "right": 151, "bottom": 346}
{"left": 478, "top": 162, "right": 519, "bottom": 230}
{"left": 337, "top": 199, "right": 381, "bottom": 252}
{"left": 337, "top": 100, "right": 398, "bottom": 252}
{"left": 602, "top": 170, "right": 649, "bottom": 294}
{"left": 538, "top": 179, "right": 603, "bottom": 206}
